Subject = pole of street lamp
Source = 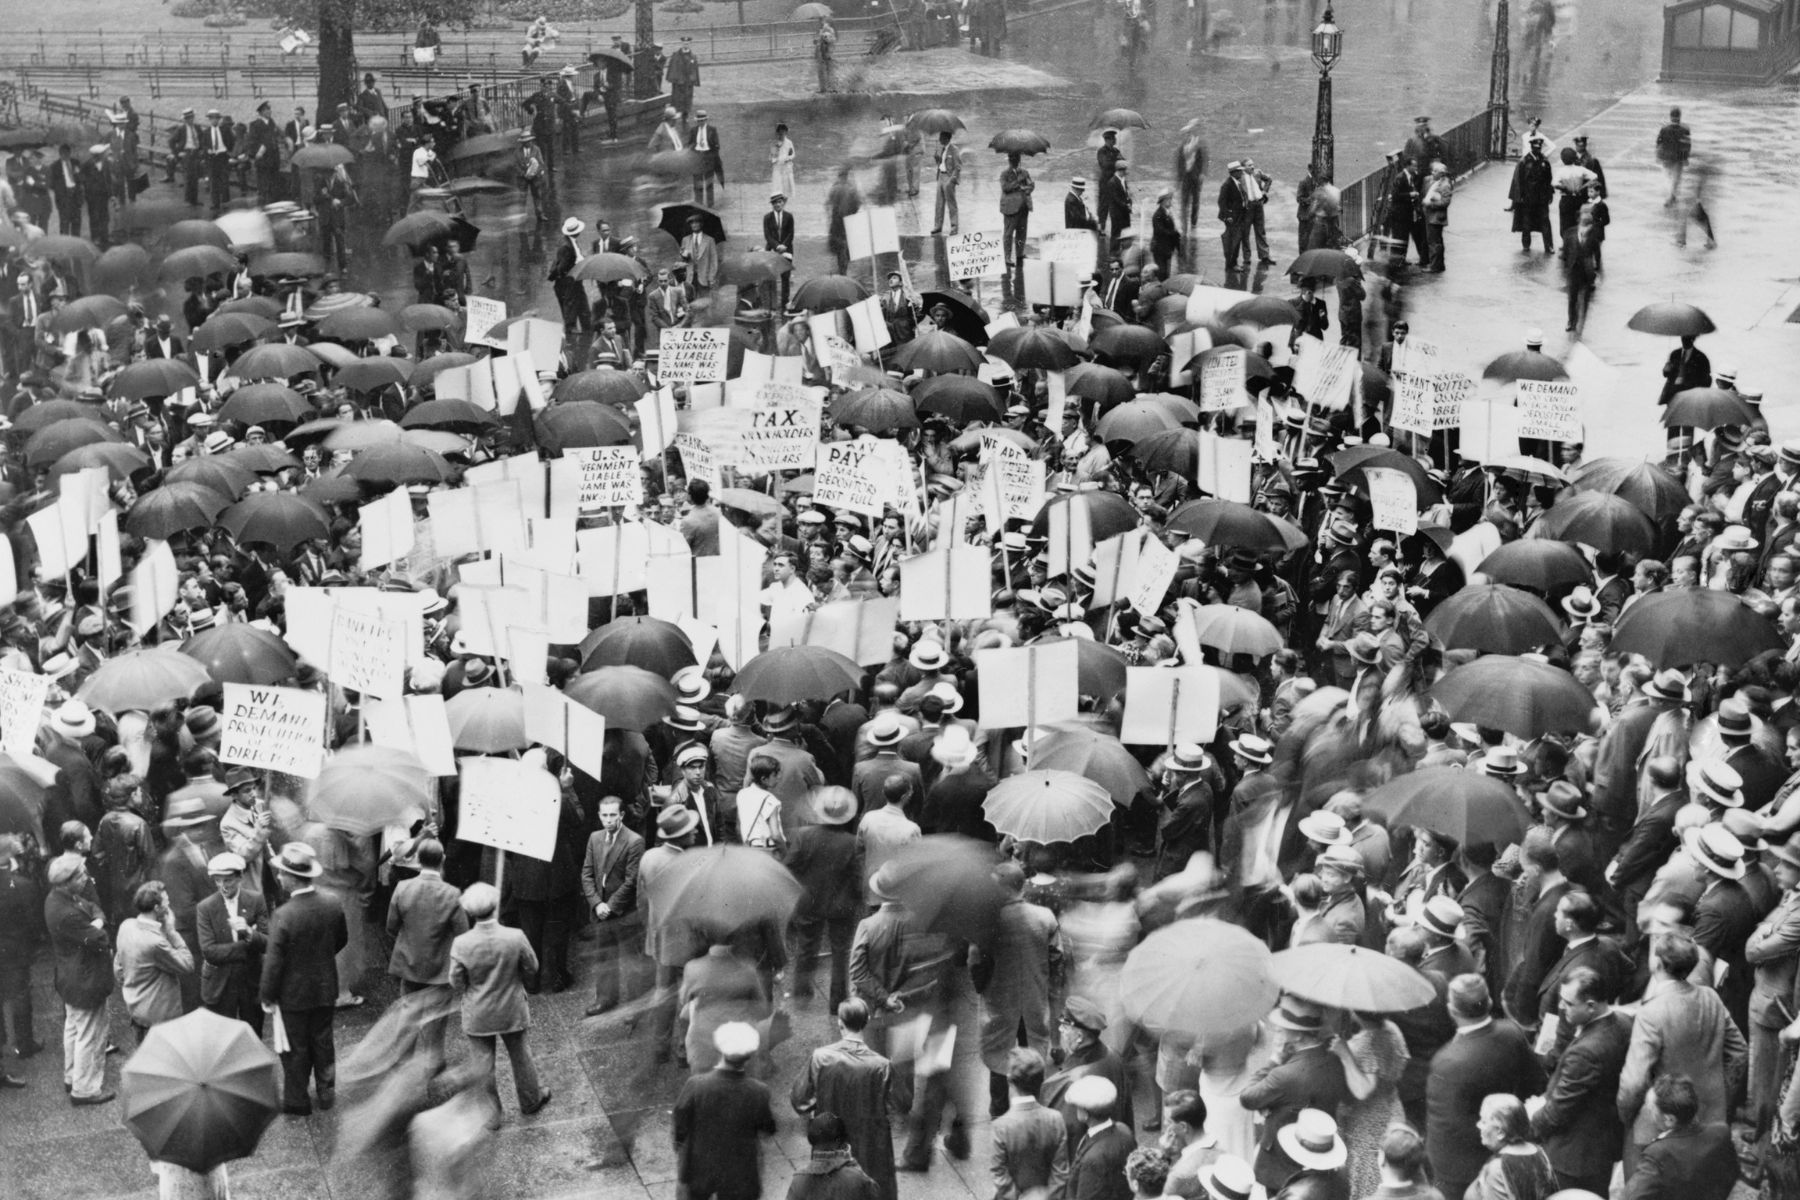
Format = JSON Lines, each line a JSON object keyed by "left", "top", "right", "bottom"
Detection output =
{"left": 1311, "top": 69, "right": 1334, "bottom": 184}
{"left": 1488, "top": 0, "right": 1512, "bottom": 160}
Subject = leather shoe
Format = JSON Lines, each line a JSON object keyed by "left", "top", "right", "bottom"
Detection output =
{"left": 523, "top": 1090, "right": 553, "bottom": 1116}
{"left": 897, "top": 1159, "right": 930, "bottom": 1173}
{"left": 283, "top": 1105, "right": 313, "bottom": 1117}
{"left": 316, "top": 1090, "right": 335, "bottom": 1112}
{"left": 584, "top": 1003, "right": 613, "bottom": 1018}
{"left": 1, "top": 1073, "right": 25, "bottom": 1089}
{"left": 71, "top": 1091, "right": 116, "bottom": 1107}
{"left": 14, "top": 1040, "right": 44, "bottom": 1059}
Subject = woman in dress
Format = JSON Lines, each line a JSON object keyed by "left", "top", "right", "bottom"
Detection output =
{"left": 770, "top": 123, "right": 797, "bottom": 199}
{"left": 1331, "top": 1010, "right": 1409, "bottom": 1197}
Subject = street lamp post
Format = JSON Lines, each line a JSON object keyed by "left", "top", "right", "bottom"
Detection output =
{"left": 1310, "top": 7, "right": 1343, "bottom": 184}
{"left": 1488, "top": 0, "right": 1512, "bottom": 159}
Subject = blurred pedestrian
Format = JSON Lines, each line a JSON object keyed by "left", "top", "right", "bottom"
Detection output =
{"left": 449, "top": 882, "right": 552, "bottom": 1123}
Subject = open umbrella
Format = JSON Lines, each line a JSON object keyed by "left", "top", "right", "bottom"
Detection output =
{"left": 895, "top": 329, "right": 984, "bottom": 374}
{"left": 1223, "top": 296, "right": 1300, "bottom": 328}
{"left": 1121, "top": 917, "right": 1278, "bottom": 1038}
{"left": 1028, "top": 635, "right": 1129, "bottom": 702}
{"left": 317, "top": 307, "right": 401, "bottom": 342}
{"left": 1090, "top": 323, "right": 1168, "bottom": 367}
{"left": 50, "top": 442, "right": 148, "bottom": 481}
{"left": 646, "top": 148, "right": 708, "bottom": 179}
{"left": 446, "top": 133, "right": 520, "bottom": 164}
{"left": 165, "top": 219, "right": 233, "bottom": 250}
{"left": 26, "top": 233, "right": 99, "bottom": 263}
{"left": 183, "top": 624, "right": 299, "bottom": 685}
{"left": 381, "top": 210, "right": 458, "bottom": 248}
{"left": 1609, "top": 589, "right": 1784, "bottom": 668}
{"left": 987, "top": 130, "right": 1050, "bottom": 156}
{"left": 792, "top": 1, "right": 835, "bottom": 17}
{"left": 290, "top": 143, "right": 354, "bottom": 170}
{"left": 535, "top": 403, "right": 632, "bottom": 451}
{"left": 1662, "top": 386, "right": 1756, "bottom": 430}
{"left": 555, "top": 369, "right": 645, "bottom": 406}
{"left": 343, "top": 443, "right": 455, "bottom": 488}
{"left": 833, "top": 386, "right": 917, "bottom": 433}
{"left": 164, "top": 456, "right": 254, "bottom": 500}
{"left": 124, "top": 482, "right": 231, "bottom": 540}
{"left": 1328, "top": 446, "right": 1439, "bottom": 501}
{"left": 1473, "top": 540, "right": 1591, "bottom": 591}
{"left": 912, "top": 374, "right": 1001, "bottom": 424}
{"left": 121, "top": 1008, "right": 281, "bottom": 1175}
{"left": 218, "top": 382, "right": 312, "bottom": 427}
{"left": 191, "top": 312, "right": 276, "bottom": 354}
{"left": 79, "top": 646, "right": 215, "bottom": 714}
{"left": 158, "top": 245, "right": 237, "bottom": 282}
{"left": 333, "top": 357, "right": 414, "bottom": 393}
{"left": 1430, "top": 655, "right": 1599, "bottom": 738}
{"left": 401, "top": 399, "right": 498, "bottom": 434}
{"left": 1165, "top": 498, "right": 1308, "bottom": 552}
{"left": 880, "top": 835, "right": 1008, "bottom": 947}
{"left": 308, "top": 341, "right": 360, "bottom": 371}
{"left": 1090, "top": 107, "right": 1148, "bottom": 130}
{"left": 719, "top": 251, "right": 792, "bottom": 288}
{"left": 400, "top": 304, "right": 460, "bottom": 334}
{"left": 445, "top": 686, "right": 529, "bottom": 753}
{"left": 1095, "top": 399, "right": 1183, "bottom": 444}
{"left": 223, "top": 445, "right": 301, "bottom": 475}
{"left": 656, "top": 202, "right": 727, "bottom": 246}
{"left": 1021, "top": 726, "right": 1149, "bottom": 802}
{"left": 1422, "top": 584, "right": 1564, "bottom": 654}
{"left": 1064, "top": 362, "right": 1136, "bottom": 405}
{"left": 1363, "top": 767, "right": 1534, "bottom": 847}
{"left": 1129, "top": 428, "right": 1200, "bottom": 478}
{"left": 579, "top": 617, "right": 698, "bottom": 677}
{"left": 25, "top": 418, "right": 122, "bottom": 469}
{"left": 300, "top": 474, "right": 362, "bottom": 505}
{"left": 988, "top": 326, "right": 1079, "bottom": 371}
{"left": 917, "top": 289, "right": 989, "bottom": 345}
{"left": 983, "top": 770, "right": 1114, "bottom": 845}
{"left": 1269, "top": 944, "right": 1437, "bottom": 1014}
{"left": 791, "top": 275, "right": 870, "bottom": 313}
{"left": 1483, "top": 345, "right": 1568, "bottom": 383}
{"left": 307, "top": 745, "right": 432, "bottom": 835}
{"left": 13, "top": 399, "right": 96, "bottom": 435}
{"left": 231, "top": 343, "right": 321, "bottom": 381}
{"left": 1528, "top": 491, "right": 1658, "bottom": 556}
{"left": 1628, "top": 302, "right": 1714, "bottom": 337}
{"left": 219, "top": 491, "right": 331, "bottom": 551}
{"left": 1286, "top": 248, "right": 1359, "bottom": 280}
{"left": 1190, "top": 604, "right": 1284, "bottom": 658}
{"left": 215, "top": 296, "right": 283, "bottom": 321}
{"left": 733, "top": 645, "right": 863, "bottom": 705}
{"left": 0, "top": 756, "right": 45, "bottom": 841}
{"left": 48, "top": 294, "right": 129, "bottom": 335}
{"left": 907, "top": 108, "right": 965, "bottom": 134}
{"left": 571, "top": 252, "right": 647, "bottom": 284}
{"left": 716, "top": 488, "right": 785, "bottom": 519}
{"left": 565, "top": 665, "right": 680, "bottom": 730}
{"left": 253, "top": 251, "right": 329, "bottom": 280}
{"left": 1569, "top": 457, "right": 1689, "bottom": 520}
{"left": 651, "top": 844, "right": 802, "bottom": 939}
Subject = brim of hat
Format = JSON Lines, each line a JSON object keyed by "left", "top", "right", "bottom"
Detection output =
{"left": 1484, "top": 763, "right": 1528, "bottom": 776}
{"left": 869, "top": 731, "right": 903, "bottom": 748}
{"left": 812, "top": 802, "right": 857, "bottom": 826}
{"left": 1298, "top": 818, "right": 1352, "bottom": 846}
{"left": 56, "top": 717, "right": 97, "bottom": 738}
{"left": 1266, "top": 1011, "right": 1323, "bottom": 1033}
{"left": 1276, "top": 1126, "right": 1348, "bottom": 1170}
{"left": 931, "top": 745, "right": 978, "bottom": 767}
{"left": 869, "top": 878, "right": 898, "bottom": 901}
{"left": 275, "top": 861, "right": 323, "bottom": 877}
{"left": 164, "top": 813, "right": 215, "bottom": 828}
{"left": 661, "top": 812, "right": 701, "bottom": 840}
{"left": 1543, "top": 802, "right": 1588, "bottom": 821}
{"left": 1230, "top": 744, "right": 1272, "bottom": 764}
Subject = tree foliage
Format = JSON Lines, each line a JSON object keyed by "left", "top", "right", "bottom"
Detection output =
{"left": 262, "top": 0, "right": 482, "bottom": 120}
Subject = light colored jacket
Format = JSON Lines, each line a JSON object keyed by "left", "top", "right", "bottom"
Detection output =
{"left": 449, "top": 919, "right": 537, "bottom": 1035}
{"left": 114, "top": 912, "right": 194, "bottom": 1027}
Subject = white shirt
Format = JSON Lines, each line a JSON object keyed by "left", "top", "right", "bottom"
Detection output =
{"left": 759, "top": 575, "right": 813, "bottom": 623}
{"left": 411, "top": 147, "right": 436, "bottom": 179}
{"left": 693, "top": 124, "right": 711, "bottom": 152}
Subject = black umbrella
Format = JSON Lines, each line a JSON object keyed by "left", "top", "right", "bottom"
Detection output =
{"left": 918, "top": 289, "right": 989, "bottom": 345}
{"left": 656, "top": 202, "right": 727, "bottom": 246}
{"left": 911, "top": 374, "right": 1002, "bottom": 423}
{"left": 988, "top": 326, "right": 1078, "bottom": 371}
{"left": 791, "top": 274, "right": 869, "bottom": 313}
{"left": 1663, "top": 386, "right": 1755, "bottom": 430}
{"left": 987, "top": 130, "right": 1050, "bottom": 155}
{"left": 1610, "top": 589, "right": 1785, "bottom": 668}
{"left": 1423, "top": 584, "right": 1564, "bottom": 654}
{"left": 1483, "top": 346, "right": 1568, "bottom": 383}
{"left": 1528, "top": 491, "right": 1658, "bottom": 556}
{"left": 579, "top": 616, "right": 698, "bottom": 677}
{"left": 1628, "top": 302, "right": 1714, "bottom": 337}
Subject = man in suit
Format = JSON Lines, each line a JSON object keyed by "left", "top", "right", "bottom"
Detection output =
{"left": 1065, "top": 1074, "right": 1135, "bottom": 1200}
{"left": 45, "top": 856, "right": 114, "bottom": 1106}
{"left": 931, "top": 130, "right": 961, "bottom": 235}
{"left": 47, "top": 144, "right": 82, "bottom": 236}
{"left": 1624, "top": 1074, "right": 1740, "bottom": 1200}
{"left": 784, "top": 786, "right": 861, "bottom": 1009}
{"left": 689, "top": 108, "right": 724, "bottom": 205}
{"left": 1534, "top": 889, "right": 1631, "bottom": 1052}
{"left": 641, "top": 806, "right": 702, "bottom": 1062}
{"left": 1501, "top": 827, "right": 1571, "bottom": 1030}
{"left": 196, "top": 852, "right": 267, "bottom": 1035}
{"left": 1658, "top": 334, "right": 1711, "bottom": 407}
{"left": 673, "top": 1022, "right": 777, "bottom": 1200}
{"left": 1238, "top": 999, "right": 1351, "bottom": 1191}
{"left": 1531, "top": 966, "right": 1630, "bottom": 1194}
{"left": 762, "top": 193, "right": 795, "bottom": 309}
{"left": 244, "top": 101, "right": 283, "bottom": 201}
{"left": 990, "top": 1047, "right": 1069, "bottom": 1200}
{"left": 1098, "top": 161, "right": 1132, "bottom": 249}
{"left": 144, "top": 314, "right": 185, "bottom": 362}
{"left": 581, "top": 796, "right": 645, "bottom": 1016}
{"left": 1718, "top": 698, "right": 1787, "bottom": 813}
{"left": 1592, "top": 670, "right": 1688, "bottom": 829}
{"left": 792, "top": 998, "right": 909, "bottom": 1200}
{"left": 973, "top": 864, "right": 1060, "bottom": 1117}
{"left": 852, "top": 714, "right": 920, "bottom": 814}
{"left": 42, "top": 700, "right": 104, "bottom": 853}
{"left": 171, "top": 107, "right": 204, "bottom": 201}
{"left": 1418, "top": 896, "right": 1477, "bottom": 982}
{"left": 1690, "top": 823, "right": 1761, "bottom": 1034}
{"left": 202, "top": 109, "right": 234, "bottom": 214}
{"left": 384, "top": 838, "right": 466, "bottom": 1065}
{"left": 1099, "top": 256, "right": 1139, "bottom": 317}
{"left": 259, "top": 843, "right": 349, "bottom": 1116}
{"left": 79, "top": 144, "right": 113, "bottom": 249}
{"left": 1425, "top": 974, "right": 1545, "bottom": 1200}
{"left": 1064, "top": 176, "right": 1096, "bottom": 230}
{"left": 449, "top": 881, "right": 551, "bottom": 1120}
{"left": 1745, "top": 831, "right": 1800, "bottom": 1133}
{"left": 1217, "top": 162, "right": 1252, "bottom": 271}
{"left": 681, "top": 214, "right": 720, "bottom": 292}
{"left": 1619, "top": 932, "right": 1747, "bottom": 1178}
{"left": 647, "top": 267, "right": 689, "bottom": 335}
{"left": 1609, "top": 756, "right": 1688, "bottom": 918}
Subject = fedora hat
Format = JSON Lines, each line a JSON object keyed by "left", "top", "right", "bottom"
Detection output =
{"left": 1540, "top": 779, "right": 1587, "bottom": 821}
{"left": 223, "top": 767, "right": 258, "bottom": 792}
{"left": 163, "top": 795, "right": 215, "bottom": 829}
{"left": 51, "top": 699, "right": 96, "bottom": 740}
{"left": 1643, "top": 669, "right": 1690, "bottom": 703}
{"left": 811, "top": 786, "right": 857, "bottom": 826}
{"left": 1344, "top": 632, "right": 1385, "bottom": 665}
{"left": 1277, "top": 1109, "right": 1348, "bottom": 1171}
{"left": 1687, "top": 758, "right": 1745, "bottom": 808}
{"left": 1298, "top": 809, "right": 1353, "bottom": 846}
{"left": 656, "top": 805, "right": 701, "bottom": 841}
{"left": 1419, "top": 894, "right": 1465, "bottom": 940}
{"left": 1687, "top": 823, "right": 1748, "bottom": 880}
{"left": 762, "top": 705, "right": 801, "bottom": 735}
{"left": 1199, "top": 1157, "right": 1257, "bottom": 1200}
{"left": 1561, "top": 586, "right": 1600, "bottom": 619}
{"left": 1313, "top": 844, "right": 1365, "bottom": 875}
{"left": 866, "top": 712, "right": 905, "bottom": 748}
{"left": 671, "top": 665, "right": 712, "bottom": 705}
{"left": 909, "top": 640, "right": 950, "bottom": 672}
{"left": 931, "top": 725, "right": 979, "bottom": 768}
{"left": 1267, "top": 998, "right": 1327, "bottom": 1034}
{"left": 1229, "top": 734, "right": 1273, "bottom": 766}
{"left": 273, "top": 842, "right": 323, "bottom": 878}
{"left": 1167, "top": 742, "right": 1212, "bottom": 773}
{"left": 1479, "top": 747, "right": 1527, "bottom": 777}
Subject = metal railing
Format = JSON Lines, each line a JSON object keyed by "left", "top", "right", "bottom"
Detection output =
{"left": 1340, "top": 107, "right": 1501, "bottom": 243}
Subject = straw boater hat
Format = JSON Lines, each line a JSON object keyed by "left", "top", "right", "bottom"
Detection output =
{"left": 1478, "top": 747, "right": 1527, "bottom": 778}
{"left": 866, "top": 712, "right": 905, "bottom": 748}
{"left": 868, "top": 861, "right": 902, "bottom": 902}
{"left": 1643, "top": 669, "right": 1690, "bottom": 704}
{"left": 1297, "top": 809, "right": 1353, "bottom": 846}
{"left": 1277, "top": 1109, "right": 1348, "bottom": 1171}
{"left": 1686, "top": 823, "right": 1747, "bottom": 881}
{"left": 273, "top": 843, "right": 323, "bottom": 878}
{"left": 51, "top": 699, "right": 96, "bottom": 739}
{"left": 1688, "top": 759, "right": 1745, "bottom": 808}
{"left": 909, "top": 640, "right": 950, "bottom": 672}
{"left": 1199, "top": 1157, "right": 1258, "bottom": 1200}
{"left": 1228, "top": 734, "right": 1273, "bottom": 766}
{"left": 561, "top": 217, "right": 585, "bottom": 238}
{"left": 930, "top": 725, "right": 979, "bottom": 768}
{"left": 1166, "top": 743, "right": 1212, "bottom": 773}
{"left": 1266, "top": 997, "right": 1327, "bottom": 1034}
{"left": 1419, "top": 895, "right": 1465, "bottom": 940}
{"left": 1065, "top": 1074, "right": 1117, "bottom": 1116}
{"left": 1313, "top": 845, "right": 1365, "bottom": 876}
{"left": 811, "top": 786, "right": 857, "bottom": 826}
{"left": 671, "top": 665, "right": 711, "bottom": 705}
{"left": 1561, "top": 586, "right": 1600, "bottom": 620}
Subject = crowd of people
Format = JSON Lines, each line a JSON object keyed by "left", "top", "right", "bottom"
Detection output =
{"left": 0, "top": 26, "right": 1785, "bottom": 1200}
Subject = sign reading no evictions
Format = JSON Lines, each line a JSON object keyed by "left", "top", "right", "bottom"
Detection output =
{"left": 946, "top": 231, "right": 1005, "bottom": 280}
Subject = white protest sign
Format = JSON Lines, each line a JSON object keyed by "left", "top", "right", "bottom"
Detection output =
{"left": 26, "top": 502, "right": 84, "bottom": 580}
{"left": 457, "top": 756, "right": 562, "bottom": 861}
{"left": 1516, "top": 379, "right": 1583, "bottom": 444}
{"left": 1128, "top": 535, "right": 1179, "bottom": 617}
{"left": 522, "top": 684, "right": 606, "bottom": 783}
{"left": 427, "top": 479, "right": 525, "bottom": 559}
{"left": 981, "top": 439, "right": 1044, "bottom": 528}
{"left": 1039, "top": 229, "right": 1099, "bottom": 276}
{"left": 1185, "top": 284, "right": 1251, "bottom": 322}
{"left": 1089, "top": 529, "right": 1148, "bottom": 608}
{"left": 220, "top": 683, "right": 326, "bottom": 778}
{"left": 1432, "top": 372, "right": 1476, "bottom": 430}
{"left": 1047, "top": 493, "right": 1095, "bottom": 578}
{"left": 364, "top": 693, "right": 458, "bottom": 776}
{"left": 843, "top": 205, "right": 901, "bottom": 261}
{"left": 0, "top": 668, "right": 49, "bottom": 757}
{"left": 846, "top": 296, "right": 892, "bottom": 354}
{"left": 327, "top": 607, "right": 406, "bottom": 698}
{"left": 96, "top": 510, "right": 121, "bottom": 589}
{"left": 568, "top": 446, "right": 643, "bottom": 513}
{"left": 658, "top": 327, "right": 731, "bottom": 384}
{"left": 1022, "top": 259, "right": 1083, "bottom": 308}
{"left": 898, "top": 545, "right": 991, "bottom": 622}
{"left": 128, "top": 540, "right": 179, "bottom": 637}
{"left": 1391, "top": 335, "right": 1439, "bottom": 379}
{"left": 674, "top": 433, "right": 719, "bottom": 489}
{"left": 1199, "top": 347, "right": 1247, "bottom": 413}
{"left": 358, "top": 488, "right": 415, "bottom": 571}
{"left": 1460, "top": 399, "right": 1521, "bottom": 463}
{"left": 739, "top": 400, "right": 822, "bottom": 471}
{"left": 1198, "top": 431, "right": 1254, "bottom": 502}
{"left": 1366, "top": 466, "right": 1419, "bottom": 536}
{"left": 947, "top": 230, "right": 1005, "bottom": 280}
{"left": 0, "top": 539, "right": 14, "bottom": 608}
{"left": 696, "top": 524, "right": 767, "bottom": 670}
{"left": 769, "top": 596, "right": 903, "bottom": 665}
{"left": 1391, "top": 372, "right": 1434, "bottom": 436}
{"left": 464, "top": 295, "right": 506, "bottom": 348}
{"left": 814, "top": 441, "right": 888, "bottom": 518}
{"left": 1119, "top": 666, "right": 1222, "bottom": 745}
{"left": 974, "top": 640, "right": 1081, "bottom": 730}
{"left": 506, "top": 317, "right": 564, "bottom": 379}
{"left": 1168, "top": 329, "right": 1208, "bottom": 389}
{"left": 1292, "top": 336, "right": 1359, "bottom": 411}
{"left": 635, "top": 388, "right": 678, "bottom": 459}
{"left": 1045, "top": 369, "right": 1068, "bottom": 432}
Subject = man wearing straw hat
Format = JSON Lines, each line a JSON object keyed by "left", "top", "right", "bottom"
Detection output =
{"left": 261, "top": 842, "right": 348, "bottom": 1116}
{"left": 1239, "top": 997, "right": 1351, "bottom": 1190}
{"left": 45, "top": 854, "right": 114, "bottom": 1106}
{"left": 196, "top": 851, "right": 268, "bottom": 1036}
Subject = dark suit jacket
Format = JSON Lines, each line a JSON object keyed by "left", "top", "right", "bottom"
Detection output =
{"left": 1064, "top": 191, "right": 1096, "bottom": 230}
{"left": 1425, "top": 1020, "right": 1545, "bottom": 1192}
{"left": 1622, "top": 1122, "right": 1739, "bottom": 1200}
{"left": 43, "top": 736, "right": 105, "bottom": 847}
{"left": 1612, "top": 793, "right": 1685, "bottom": 901}
{"left": 1217, "top": 177, "right": 1250, "bottom": 224}
{"left": 385, "top": 870, "right": 468, "bottom": 984}
{"left": 1530, "top": 1009, "right": 1630, "bottom": 1177}
{"left": 580, "top": 826, "right": 645, "bottom": 915}
{"left": 259, "top": 888, "right": 348, "bottom": 1010}
{"left": 1538, "top": 934, "right": 1633, "bottom": 1020}
{"left": 1503, "top": 880, "right": 1570, "bottom": 1027}
{"left": 1068, "top": 1123, "right": 1136, "bottom": 1200}
{"left": 144, "top": 334, "right": 186, "bottom": 360}
{"left": 1239, "top": 1044, "right": 1352, "bottom": 1190}
{"left": 784, "top": 824, "right": 862, "bottom": 920}
{"left": 672, "top": 1065, "right": 777, "bottom": 1196}
{"left": 45, "top": 886, "right": 112, "bottom": 1009}
{"left": 1727, "top": 742, "right": 1786, "bottom": 814}
{"left": 196, "top": 888, "right": 268, "bottom": 1005}
{"left": 1098, "top": 174, "right": 1130, "bottom": 227}
{"left": 763, "top": 210, "right": 795, "bottom": 252}
{"left": 1695, "top": 877, "right": 1761, "bottom": 1031}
